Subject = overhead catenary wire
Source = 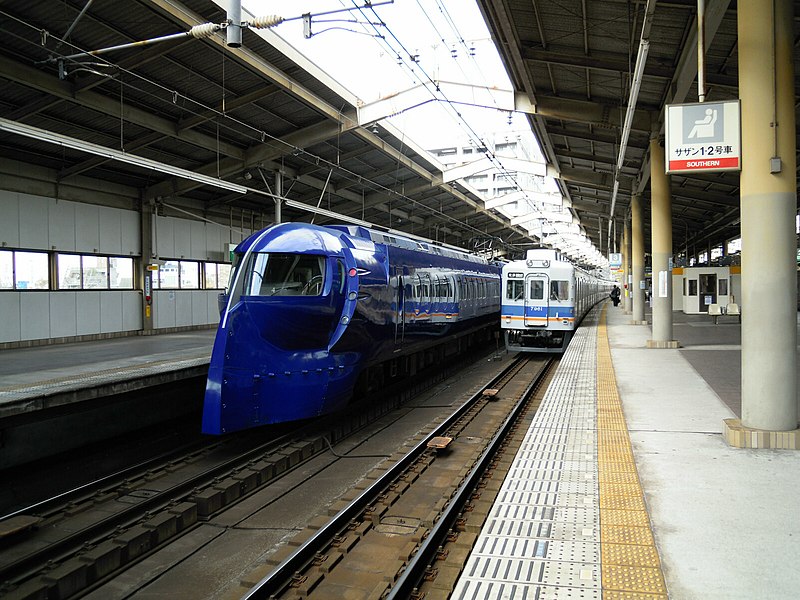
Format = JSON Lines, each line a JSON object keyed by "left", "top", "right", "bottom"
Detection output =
{"left": 3, "top": 7, "right": 575, "bottom": 258}
{"left": 352, "top": 1, "right": 608, "bottom": 266}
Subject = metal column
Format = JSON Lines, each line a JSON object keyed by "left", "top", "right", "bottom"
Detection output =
{"left": 726, "top": 0, "right": 798, "bottom": 445}
{"left": 648, "top": 136, "right": 677, "bottom": 347}
{"left": 631, "top": 193, "right": 646, "bottom": 324}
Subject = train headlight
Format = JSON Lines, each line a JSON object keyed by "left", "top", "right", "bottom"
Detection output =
{"left": 348, "top": 291, "right": 357, "bottom": 300}
{"left": 341, "top": 316, "right": 350, "bottom": 324}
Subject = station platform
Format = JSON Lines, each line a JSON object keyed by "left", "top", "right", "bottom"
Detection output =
{"left": 453, "top": 303, "right": 800, "bottom": 599}
{"left": 0, "top": 329, "right": 216, "bottom": 470}
{"left": 0, "top": 329, "right": 215, "bottom": 419}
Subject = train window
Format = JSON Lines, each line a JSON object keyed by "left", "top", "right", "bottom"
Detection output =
{"left": 529, "top": 280, "right": 544, "bottom": 300}
{"left": 246, "top": 253, "right": 325, "bottom": 296}
{"left": 506, "top": 280, "right": 524, "bottom": 300}
{"left": 550, "top": 280, "right": 569, "bottom": 301}
{"left": 719, "top": 279, "right": 728, "bottom": 296}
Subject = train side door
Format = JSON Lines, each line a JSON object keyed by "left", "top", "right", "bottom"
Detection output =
{"left": 524, "top": 274, "right": 548, "bottom": 327}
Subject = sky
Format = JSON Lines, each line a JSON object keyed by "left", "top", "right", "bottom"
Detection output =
{"left": 245, "top": 0, "right": 533, "bottom": 149}
{"left": 242, "top": 1, "right": 604, "bottom": 266}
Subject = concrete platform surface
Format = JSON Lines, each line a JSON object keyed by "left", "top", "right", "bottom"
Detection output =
{"left": 607, "top": 305, "right": 800, "bottom": 599}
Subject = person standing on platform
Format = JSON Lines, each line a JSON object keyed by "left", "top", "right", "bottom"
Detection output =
{"left": 610, "top": 285, "right": 621, "bottom": 307}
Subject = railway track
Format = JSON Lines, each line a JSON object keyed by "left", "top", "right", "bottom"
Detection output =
{"left": 0, "top": 344, "right": 505, "bottom": 599}
{"left": 239, "top": 354, "right": 555, "bottom": 599}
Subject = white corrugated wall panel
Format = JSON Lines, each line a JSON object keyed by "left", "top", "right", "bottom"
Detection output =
{"left": 121, "top": 209, "right": 141, "bottom": 256}
{"left": 50, "top": 292, "right": 78, "bottom": 338}
{"left": 122, "top": 292, "right": 142, "bottom": 331}
{"left": 190, "top": 220, "right": 206, "bottom": 260}
{"left": 98, "top": 206, "right": 123, "bottom": 255}
{"left": 0, "top": 190, "right": 20, "bottom": 248}
{"left": 206, "top": 223, "right": 223, "bottom": 261}
{"left": 191, "top": 291, "right": 208, "bottom": 325}
{"left": 175, "top": 292, "right": 192, "bottom": 327}
{"left": 18, "top": 193, "right": 49, "bottom": 250}
{"left": 48, "top": 200, "right": 76, "bottom": 252}
{"left": 153, "top": 290, "right": 176, "bottom": 328}
{"left": 173, "top": 218, "right": 191, "bottom": 258}
{"left": 20, "top": 292, "right": 49, "bottom": 340}
{"left": 76, "top": 291, "right": 101, "bottom": 335}
{"left": 100, "top": 291, "right": 123, "bottom": 333}
{"left": 207, "top": 292, "right": 221, "bottom": 324}
{"left": 155, "top": 216, "right": 174, "bottom": 259}
{"left": 0, "top": 293, "right": 21, "bottom": 342}
{"left": 75, "top": 202, "right": 100, "bottom": 253}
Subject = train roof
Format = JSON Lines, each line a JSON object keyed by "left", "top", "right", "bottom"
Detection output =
{"left": 327, "top": 225, "right": 490, "bottom": 266}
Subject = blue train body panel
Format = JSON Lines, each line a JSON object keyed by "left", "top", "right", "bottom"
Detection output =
{"left": 202, "top": 222, "right": 501, "bottom": 434}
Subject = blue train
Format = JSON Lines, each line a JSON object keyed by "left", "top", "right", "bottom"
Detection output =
{"left": 202, "top": 222, "right": 501, "bottom": 434}
{"left": 501, "top": 249, "right": 613, "bottom": 352}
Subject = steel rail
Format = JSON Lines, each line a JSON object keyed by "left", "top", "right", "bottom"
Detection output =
{"left": 242, "top": 355, "right": 530, "bottom": 599}
{"left": 388, "top": 358, "right": 553, "bottom": 598}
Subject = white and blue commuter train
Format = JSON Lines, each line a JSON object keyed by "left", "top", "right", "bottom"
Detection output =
{"left": 501, "top": 249, "right": 614, "bottom": 353}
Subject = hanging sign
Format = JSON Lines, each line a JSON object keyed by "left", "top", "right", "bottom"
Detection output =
{"left": 665, "top": 100, "right": 741, "bottom": 174}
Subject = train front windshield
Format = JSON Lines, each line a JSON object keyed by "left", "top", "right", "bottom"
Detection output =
{"left": 245, "top": 253, "right": 326, "bottom": 297}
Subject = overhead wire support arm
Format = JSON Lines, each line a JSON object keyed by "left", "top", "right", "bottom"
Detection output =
{"left": 278, "top": 1, "right": 394, "bottom": 39}
{"left": 40, "top": 16, "right": 284, "bottom": 67}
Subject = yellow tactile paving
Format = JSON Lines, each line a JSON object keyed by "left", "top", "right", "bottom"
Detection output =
{"left": 597, "top": 305, "right": 668, "bottom": 598}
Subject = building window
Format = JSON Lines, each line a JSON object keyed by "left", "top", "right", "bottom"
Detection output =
{"left": 154, "top": 260, "right": 201, "bottom": 289}
{"left": 204, "top": 262, "right": 233, "bottom": 289}
{"left": 57, "top": 254, "right": 134, "bottom": 290}
{"left": 0, "top": 249, "right": 49, "bottom": 290}
{"left": 110, "top": 257, "right": 134, "bottom": 289}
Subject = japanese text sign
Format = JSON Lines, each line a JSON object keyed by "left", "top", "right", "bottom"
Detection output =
{"left": 665, "top": 100, "right": 741, "bottom": 174}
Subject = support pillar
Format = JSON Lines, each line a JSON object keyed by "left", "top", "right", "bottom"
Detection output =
{"left": 139, "top": 200, "right": 154, "bottom": 332}
{"left": 647, "top": 136, "right": 678, "bottom": 348}
{"left": 630, "top": 194, "right": 647, "bottom": 325}
{"left": 724, "top": 0, "right": 799, "bottom": 448}
{"left": 624, "top": 217, "right": 632, "bottom": 314}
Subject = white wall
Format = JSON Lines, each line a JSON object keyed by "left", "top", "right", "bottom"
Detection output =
{"left": 153, "top": 214, "right": 250, "bottom": 262}
{"left": 0, "top": 191, "right": 237, "bottom": 342}
{"left": 152, "top": 290, "right": 221, "bottom": 329}
{"left": 0, "top": 190, "right": 141, "bottom": 255}
{"left": 0, "top": 291, "right": 143, "bottom": 343}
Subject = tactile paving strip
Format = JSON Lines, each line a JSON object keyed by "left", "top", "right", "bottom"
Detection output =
{"left": 453, "top": 304, "right": 668, "bottom": 599}
{"left": 597, "top": 305, "right": 668, "bottom": 598}
{"left": 454, "top": 309, "right": 603, "bottom": 598}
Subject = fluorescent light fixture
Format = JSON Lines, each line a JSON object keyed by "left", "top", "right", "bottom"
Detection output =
{"left": 0, "top": 117, "right": 247, "bottom": 194}
{"left": 609, "top": 37, "right": 650, "bottom": 234}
